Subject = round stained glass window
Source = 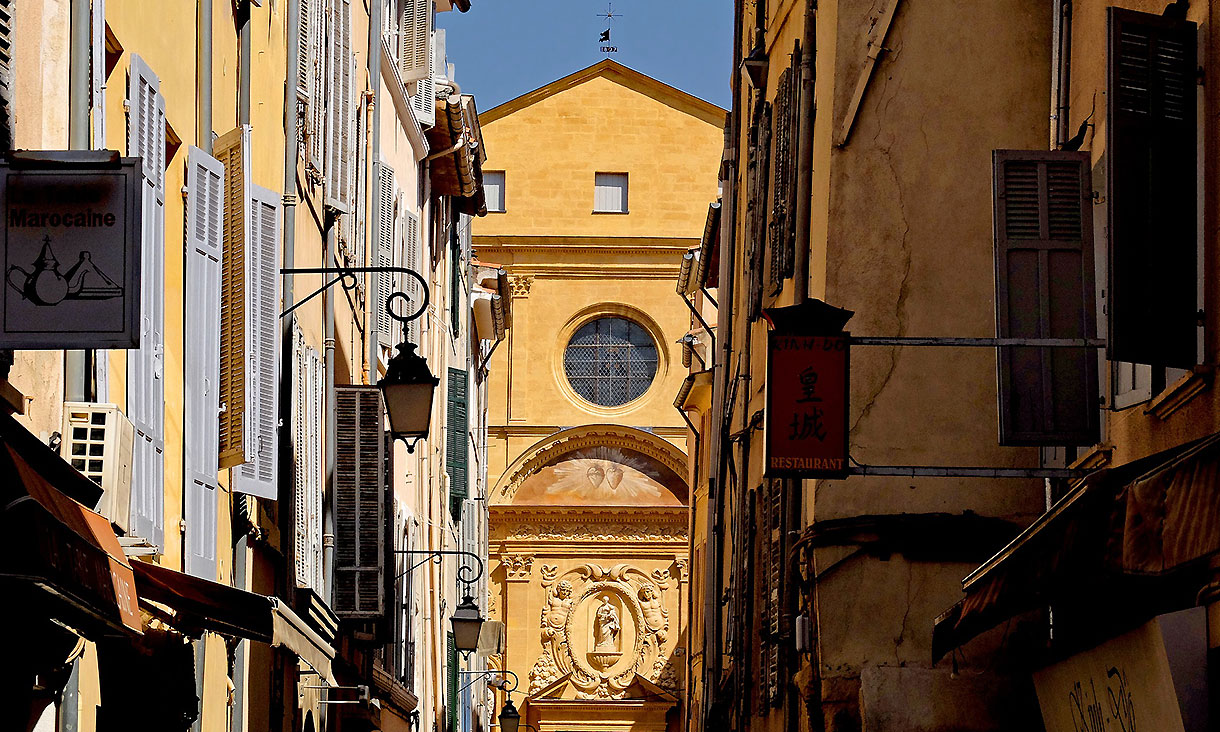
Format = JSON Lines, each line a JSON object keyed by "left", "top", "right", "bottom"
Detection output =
{"left": 563, "top": 317, "right": 659, "bottom": 407}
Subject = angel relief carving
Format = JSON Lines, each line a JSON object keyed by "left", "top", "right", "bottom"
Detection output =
{"left": 526, "top": 563, "right": 677, "bottom": 699}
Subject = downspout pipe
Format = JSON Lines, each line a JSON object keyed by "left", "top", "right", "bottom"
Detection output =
{"left": 792, "top": 2, "right": 816, "bottom": 304}
{"left": 367, "top": 0, "right": 382, "bottom": 384}
{"left": 238, "top": 1, "right": 251, "bottom": 126}
{"left": 197, "top": 0, "right": 213, "bottom": 152}
{"left": 66, "top": 0, "right": 92, "bottom": 402}
{"left": 1052, "top": 1, "right": 1073, "bottom": 149}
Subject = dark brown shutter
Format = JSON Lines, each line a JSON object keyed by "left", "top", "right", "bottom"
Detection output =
{"left": 747, "top": 103, "right": 772, "bottom": 321}
{"left": 769, "top": 50, "right": 799, "bottom": 294}
{"left": 1107, "top": 8, "right": 1197, "bottom": 367}
{"left": 334, "top": 385, "right": 386, "bottom": 618}
{"left": 993, "top": 150, "right": 1099, "bottom": 446}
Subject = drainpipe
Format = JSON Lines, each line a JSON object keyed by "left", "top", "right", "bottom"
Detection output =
{"left": 323, "top": 220, "right": 337, "bottom": 600}
{"left": 791, "top": 2, "right": 816, "bottom": 304}
{"left": 367, "top": 0, "right": 382, "bottom": 383}
{"left": 238, "top": 2, "right": 250, "bottom": 126}
{"left": 1051, "top": 1, "right": 1073, "bottom": 149}
{"left": 197, "top": 0, "right": 212, "bottom": 153}
{"left": 65, "top": 0, "right": 92, "bottom": 402}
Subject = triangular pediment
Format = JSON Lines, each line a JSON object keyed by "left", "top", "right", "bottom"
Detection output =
{"left": 479, "top": 59, "right": 725, "bottom": 127}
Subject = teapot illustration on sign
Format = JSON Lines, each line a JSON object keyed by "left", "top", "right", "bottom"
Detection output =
{"left": 9, "top": 236, "right": 69, "bottom": 305}
{"left": 8, "top": 235, "right": 123, "bottom": 305}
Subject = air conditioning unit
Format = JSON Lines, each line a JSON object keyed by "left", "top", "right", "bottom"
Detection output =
{"left": 61, "top": 402, "right": 134, "bottom": 532}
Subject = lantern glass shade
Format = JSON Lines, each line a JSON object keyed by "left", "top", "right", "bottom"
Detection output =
{"left": 381, "top": 380, "right": 435, "bottom": 439}
{"left": 450, "top": 595, "right": 485, "bottom": 655}
{"left": 498, "top": 697, "right": 520, "bottom": 732}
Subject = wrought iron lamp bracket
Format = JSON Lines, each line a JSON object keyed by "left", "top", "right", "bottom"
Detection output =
{"left": 457, "top": 669, "right": 519, "bottom": 694}
{"left": 394, "top": 549, "right": 484, "bottom": 587}
{"left": 279, "top": 266, "right": 430, "bottom": 324}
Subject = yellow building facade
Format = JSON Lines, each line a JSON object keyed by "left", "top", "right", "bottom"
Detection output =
{"left": 474, "top": 61, "right": 723, "bottom": 732}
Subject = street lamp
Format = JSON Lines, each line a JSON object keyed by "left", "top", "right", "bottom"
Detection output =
{"left": 450, "top": 592, "right": 485, "bottom": 657}
{"left": 378, "top": 341, "right": 439, "bottom": 452}
{"left": 498, "top": 696, "right": 521, "bottom": 732}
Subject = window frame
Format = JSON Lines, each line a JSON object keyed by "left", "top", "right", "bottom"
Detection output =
{"left": 483, "top": 170, "right": 506, "bottom": 213}
{"left": 562, "top": 316, "right": 660, "bottom": 408}
{"left": 593, "top": 171, "right": 629, "bottom": 214}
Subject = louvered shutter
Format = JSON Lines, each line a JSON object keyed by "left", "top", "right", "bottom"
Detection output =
{"left": 0, "top": 0, "right": 13, "bottom": 150}
{"left": 292, "top": 322, "right": 325, "bottom": 591}
{"left": 449, "top": 211, "right": 462, "bottom": 335}
{"left": 993, "top": 150, "right": 1099, "bottom": 446}
{"left": 410, "top": 33, "right": 436, "bottom": 127}
{"left": 214, "top": 126, "right": 253, "bottom": 469}
{"left": 446, "top": 368, "right": 468, "bottom": 522}
{"left": 769, "top": 57, "right": 799, "bottom": 293}
{"left": 233, "top": 185, "right": 281, "bottom": 499}
{"left": 446, "top": 632, "right": 458, "bottom": 732}
{"left": 459, "top": 498, "right": 478, "bottom": 592}
{"left": 325, "top": 0, "right": 353, "bottom": 212}
{"left": 126, "top": 54, "right": 166, "bottom": 549}
{"left": 308, "top": 0, "right": 325, "bottom": 171}
{"left": 747, "top": 103, "right": 772, "bottom": 320}
{"left": 404, "top": 208, "right": 421, "bottom": 346}
{"left": 399, "top": 0, "right": 431, "bottom": 83}
{"left": 335, "top": 385, "right": 386, "bottom": 617}
{"left": 376, "top": 163, "right": 397, "bottom": 349}
{"left": 1107, "top": 8, "right": 1198, "bottom": 367}
{"left": 185, "top": 147, "right": 225, "bottom": 579}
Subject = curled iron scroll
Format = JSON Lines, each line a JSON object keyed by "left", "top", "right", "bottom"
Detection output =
{"left": 386, "top": 267, "right": 430, "bottom": 327}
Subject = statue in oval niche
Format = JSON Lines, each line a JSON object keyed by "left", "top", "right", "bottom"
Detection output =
{"left": 592, "top": 596, "right": 621, "bottom": 651}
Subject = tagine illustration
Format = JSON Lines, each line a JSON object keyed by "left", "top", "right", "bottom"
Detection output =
{"left": 8, "top": 235, "right": 123, "bottom": 305}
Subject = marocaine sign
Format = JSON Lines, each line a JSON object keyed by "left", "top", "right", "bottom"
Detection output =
{"left": 1033, "top": 609, "right": 1208, "bottom": 732}
{"left": 765, "top": 333, "right": 849, "bottom": 478}
{"left": 0, "top": 151, "right": 142, "bottom": 348}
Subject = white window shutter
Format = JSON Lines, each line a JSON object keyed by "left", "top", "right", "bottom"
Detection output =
{"left": 410, "top": 33, "right": 435, "bottom": 127}
{"left": 399, "top": 0, "right": 431, "bottom": 84}
{"left": 297, "top": 0, "right": 318, "bottom": 100}
{"left": 185, "top": 146, "right": 224, "bottom": 579}
{"left": 292, "top": 320, "right": 326, "bottom": 591}
{"left": 308, "top": 0, "right": 325, "bottom": 171}
{"left": 126, "top": 54, "right": 165, "bottom": 550}
{"left": 325, "top": 0, "right": 353, "bottom": 212}
{"left": 404, "top": 208, "right": 421, "bottom": 346}
{"left": 377, "top": 163, "right": 396, "bottom": 349}
{"left": 233, "top": 184, "right": 281, "bottom": 500}
{"left": 594, "top": 173, "right": 628, "bottom": 213}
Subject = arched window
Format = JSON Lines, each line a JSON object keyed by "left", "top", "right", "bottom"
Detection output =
{"left": 563, "top": 317, "right": 659, "bottom": 407}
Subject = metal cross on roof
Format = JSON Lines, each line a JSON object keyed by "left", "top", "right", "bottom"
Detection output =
{"left": 597, "top": 2, "right": 621, "bottom": 53}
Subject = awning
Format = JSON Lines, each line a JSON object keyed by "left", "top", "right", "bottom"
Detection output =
{"left": 0, "top": 412, "right": 141, "bottom": 635}
{"left": 132, "top": 561, "right": 336, "bottom": 683}
{"left": 932, "top": 431, "right": 1220, "bottom": 662}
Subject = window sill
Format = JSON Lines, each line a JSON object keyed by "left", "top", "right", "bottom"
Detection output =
{"left": 591, "top": 210, "right": 630, "bottom": 215}
{"left": 1070, "top": 443, "right": 1113, "bottom": 472}
{"left": 1146, "top": 365, "right": 1214, "bottom": 420}
{"left": 487, "top": 209, "right": 506, "bottom": 214}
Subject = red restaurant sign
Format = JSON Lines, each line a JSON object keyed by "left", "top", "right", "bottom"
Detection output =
{"left": 766, "top": 333, "right": 849, "bottom": 478}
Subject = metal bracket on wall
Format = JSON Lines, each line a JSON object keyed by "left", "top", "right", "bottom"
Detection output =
{"left": 279, "top": 266, "right": 429, "bottom": 324}
{"left": 835, "top": 0, "right": 902, "bottom": 147}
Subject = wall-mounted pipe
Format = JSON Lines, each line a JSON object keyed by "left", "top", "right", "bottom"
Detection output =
{"left": 197, "top": 0, "right": 212, "bottom": 152}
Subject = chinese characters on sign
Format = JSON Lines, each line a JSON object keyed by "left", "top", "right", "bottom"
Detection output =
{"left": 766, "top": 333, "right": 849, "bottom": 478}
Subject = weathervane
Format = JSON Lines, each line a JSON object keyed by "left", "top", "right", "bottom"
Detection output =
{"left": 597, "top": 2, "right": 620, "bottom": 54}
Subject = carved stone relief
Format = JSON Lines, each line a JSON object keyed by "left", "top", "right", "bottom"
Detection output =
{"left": 503, "top": 554, "right": 534, "bottom": 581}
{"left": 527, "top": 563, "right": 675, "bottom": 700}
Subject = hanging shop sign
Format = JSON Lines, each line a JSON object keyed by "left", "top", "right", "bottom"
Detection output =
{"left": 765, "top": 333, "right": 849, "bottom": 478}
{"left": 0, "top": 151, "right": 142, "bottom": 349}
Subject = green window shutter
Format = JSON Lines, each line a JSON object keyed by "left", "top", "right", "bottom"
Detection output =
{"left": 446, "top": 368, "right": 469, "bottom": 522}
{"left": 446, "top": 632, "right": 458, "bottom": 732}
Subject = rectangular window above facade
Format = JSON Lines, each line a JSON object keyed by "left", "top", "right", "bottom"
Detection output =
{"left": 594, "top": 172, "right": 629, "bottom": 213}
{"left": 483, "top": 171, "right": 505, "bottom": 212}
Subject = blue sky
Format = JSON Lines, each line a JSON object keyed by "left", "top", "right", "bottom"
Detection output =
{"left": 437, "top": 0, "right": 733, "bottom": 112}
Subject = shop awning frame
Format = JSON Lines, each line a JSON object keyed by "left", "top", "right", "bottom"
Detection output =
{"left": 933, "top": 431, "right": 1220, "bottom": 662}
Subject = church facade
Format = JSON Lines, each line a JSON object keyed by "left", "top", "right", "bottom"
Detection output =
{"left": 474, "top": 61, "right": 725, "bottom": 732}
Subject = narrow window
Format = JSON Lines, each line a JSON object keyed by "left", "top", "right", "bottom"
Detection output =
{"left": 483, "top": 170, "right": 505, "bottom": 212}
{"left": 594, "top": 172, "right": 629, "bottom": 213}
